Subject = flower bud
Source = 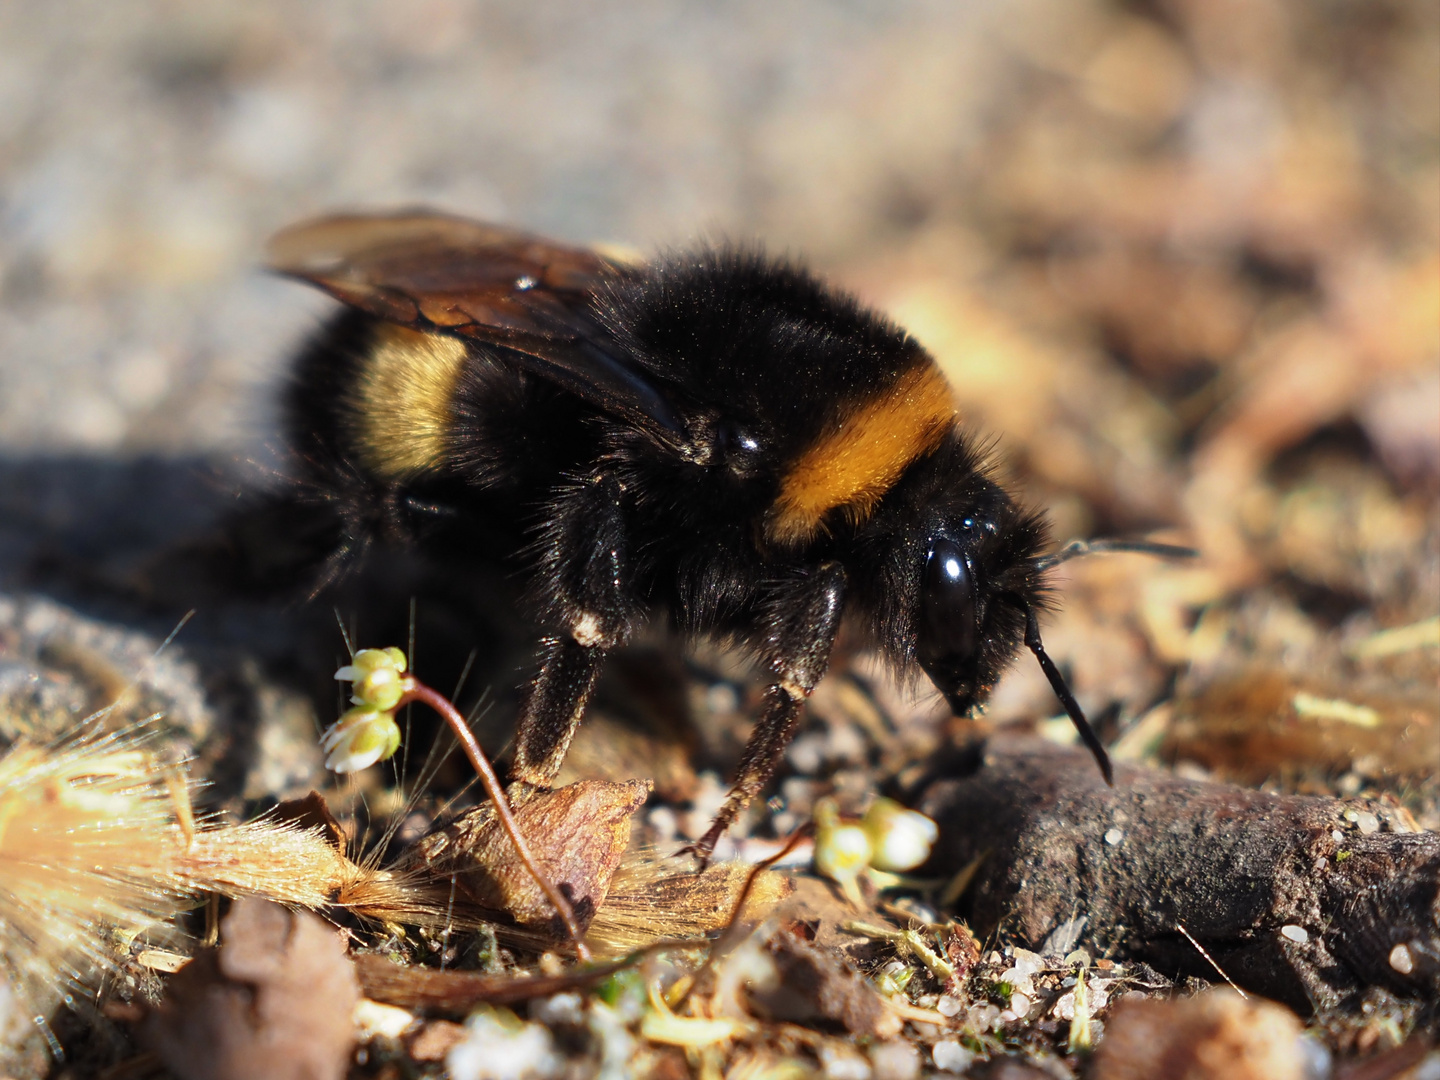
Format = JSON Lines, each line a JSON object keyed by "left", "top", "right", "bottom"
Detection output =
{"left": 334, "top": 646, "right": 408, "bottom": 685}
{"left": 861, "top": 797, "right": 938, "bottom": 872}
{"left": 352, "top": 665, "right": 406, "bottom": 710}
{"left": 319, "top": 706, "right": 402, "bottom": 773}
{"left": 813, "top": 797, "right": 872, "bottom": 904}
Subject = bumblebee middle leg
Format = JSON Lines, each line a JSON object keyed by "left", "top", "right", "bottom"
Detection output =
{"left": 691, "top": 561, "right": 847, "bottom": 862}
{"left": 511, "top": 473, "right": 639, "bottom": 788}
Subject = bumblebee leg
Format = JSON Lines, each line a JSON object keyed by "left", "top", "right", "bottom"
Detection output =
{"left": 691, "top": 562, "right": 847, "bottom": 864}
{"left": 510, "top": 635, "right": 608, "bottom": 787}
{"left": 511, "top": 473, "right": 638, "bottom": 788}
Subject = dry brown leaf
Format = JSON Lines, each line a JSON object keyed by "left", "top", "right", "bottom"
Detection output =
{"left": 143, "top": 898, "right": 359, "bottom": 1080}
{"left": 400, "top": 778, "right": 652, "bottom": 932}
{"left": 1167, "top": 669, "right": 1440, "bottom": 782}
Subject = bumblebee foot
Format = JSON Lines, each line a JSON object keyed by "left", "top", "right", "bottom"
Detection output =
{"left": 503, "top": 778, "right": 552, "bottom": 807}
{"left": 676, "top": 827, "right": 724, "bottom": 871}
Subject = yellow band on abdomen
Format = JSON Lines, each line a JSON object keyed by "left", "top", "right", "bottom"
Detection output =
{"left": 354, "top": 323, "right": 469, "bottom": 479}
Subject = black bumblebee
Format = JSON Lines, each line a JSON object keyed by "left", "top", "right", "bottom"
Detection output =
{"left": 271, "top": 210, "right": 1121, "bottom": 859}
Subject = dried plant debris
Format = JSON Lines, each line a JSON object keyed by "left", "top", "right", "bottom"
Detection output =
{"left": 143, "top": 898, "right": 359, "bottom": 1080}
{"left": 398, "top": 778, "right": 652, "bottom": 936}
{"left": 0, "top": 725, "right": 188, "bottom": 1076}
{"left": 5, "top": 0, "right": 1437, "bottom": 1074}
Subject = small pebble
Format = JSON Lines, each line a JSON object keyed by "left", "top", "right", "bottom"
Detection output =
{"left": 447, "top": 1008, "right": 561, "bottom": 1080}
{"left": 970, "top": 1003, "right": 1002, "bottom": 1031}
{"left": 353, "top": 998, "right": 416, "bottom": 1040}
{"left": 531, "top": 992, "right": 585, "bottom": 1026}
{"left": 1280, "top": 925, "right": 1309, "bottom": 944}
{"left": 1389, "top": 943, "right": 1415, "bottom": 975}
{"left": 1104, "top": 828, "right": 1124, "bottom": 845}
{"left": 820, "top": 1045, "right": 872, "bottom": 1080}
{"left": 931, "top": 1040, "right": 975, "bottom": 1073}
{"left": 936, "top": 995, "right": 963, "bottom": 1017}
{"left": 1000, "top": 971, "right": 1034, "bottom": 999}
{"left": 1010, "top": 948, "right": 1043, "bottom": 976}
{"left": 705, "top": 682, "right": 739, "bottom": 714}
{"left": 1353, "top": 811, "right": 1380, "bottom": 835}
{"left": 868, "top": 1040, "right": 921, "bottom": 1080}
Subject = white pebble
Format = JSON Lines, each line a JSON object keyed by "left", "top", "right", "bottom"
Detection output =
{"left": 820, "top": 1045, "right": 872, "bottom": 1080}
{"left": 999, "top": 963, "right": 1036, "bottom": 999}
{"left": 1390, "top": 943, "right": 1415, "bottom": 975}
{"left": 931, "top": 1040, "right": 975, "bottom": 1073}
{"left": 1010, "top": 948, "right": 1043, "bottom": 977}
{"left": 1009, "top": 992, "right": 1032, "bottom": 1018}
{"left": 353, "top": 998, "right": 416, "bottom": 1040}
{"left": 448, "top": 1009, "right": 561, "bottom": 1080}
{"left": 868, "top": 1040, "right": 921, "bottom": 1080}
{"left": 705, "top": 682, "right": 739, "bottom": 714}
{"left": 936, "top": 995, "right": 963, "bottom": 1017}
{"left": 1280, "top": 925, "right": 1309, "bottom": 944}
{"left": 1354, "top": 811, "right": 1380, "bottom": 835}
{"left": 1104, "top": 828, "right": 1124, "bottom": 845}
{"left": 531, "top": 992, "right": 584, "bottom": 1026}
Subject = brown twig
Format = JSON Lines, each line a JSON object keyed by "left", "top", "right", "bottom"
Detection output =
{"left": 400, "top": 679, "right": 591, "bottom": 960}
{"left": 355, "top": 937, "right": 707, "bottom": 1012}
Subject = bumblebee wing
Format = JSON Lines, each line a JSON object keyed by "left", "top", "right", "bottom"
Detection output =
{"left": 267, "top": 210, "right": 684, "bottom": 437}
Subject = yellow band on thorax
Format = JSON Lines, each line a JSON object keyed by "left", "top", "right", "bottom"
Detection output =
{"left": 765, "top": 362, "right": 955, "bottom": 546}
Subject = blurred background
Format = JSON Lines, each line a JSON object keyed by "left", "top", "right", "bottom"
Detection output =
{"left": 0, "top": 0, "right": 1435, "bottom": 807}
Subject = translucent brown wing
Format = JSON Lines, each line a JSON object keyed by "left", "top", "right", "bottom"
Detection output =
{"left": 267, "top": 210, "right": 685, "bottom": 437}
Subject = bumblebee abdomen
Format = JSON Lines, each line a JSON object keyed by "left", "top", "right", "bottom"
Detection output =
{"left": 349, "top": 322, "right": 470, "bottom": 480}
{"left": 286, "top": 310, "right": 468, "bottom": 484}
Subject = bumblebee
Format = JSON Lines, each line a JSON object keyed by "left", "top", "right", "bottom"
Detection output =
{"left": 271, "top": 210, "right": 1117, "bottom": 859}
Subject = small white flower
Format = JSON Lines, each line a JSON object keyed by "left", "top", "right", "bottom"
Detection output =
{"left": 861, "top": 798, "right": 938, "bottom": 872}
{"left": 336, "top": 648, "right": 411, "bottom": 711}
{"left": 320, "top": 706, "right": 401, "bottom": 773}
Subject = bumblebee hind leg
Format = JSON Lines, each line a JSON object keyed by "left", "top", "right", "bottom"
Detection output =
{"left": 689, "top": 561, "right": 847, "bottom": 864}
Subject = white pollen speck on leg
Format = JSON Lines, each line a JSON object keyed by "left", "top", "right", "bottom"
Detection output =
{"left": 1389, "top": 943, "right": 1415, "bottom": 975}
{"left": 572, "top": 612, "right": 605, "bottom": 647}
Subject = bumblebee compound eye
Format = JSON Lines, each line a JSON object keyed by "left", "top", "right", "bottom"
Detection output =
{"left": 917, "top": 537, "right": 982, "bottom": 712}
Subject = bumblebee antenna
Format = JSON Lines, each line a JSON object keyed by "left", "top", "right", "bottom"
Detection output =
{"left": 1035, "top": 537, "right": 1198, "bottom": 572}
{"left": 1023, "top": 606, "right": 1114, "bottom": 786}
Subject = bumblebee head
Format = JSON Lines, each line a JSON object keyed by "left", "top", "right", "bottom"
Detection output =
{"left": 851, "top": 430, "right": 1114, "bottom": 783}
{"left": 911, "top": 500, "right": 1048, "bottom": 719}
{"left": 914, "top": 503, "right": 1113, "bottom": 783}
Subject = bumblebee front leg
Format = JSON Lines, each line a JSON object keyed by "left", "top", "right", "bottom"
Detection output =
{"left": 691, "top": 562, "right": 847, "bottom": 863}
{"left": 511, "top": 473, "right": 639, "bottom": 788}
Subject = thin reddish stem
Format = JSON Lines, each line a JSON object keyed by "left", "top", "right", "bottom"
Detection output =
{"left": 400, "top": 680, "right": 591, "bottom": 960}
